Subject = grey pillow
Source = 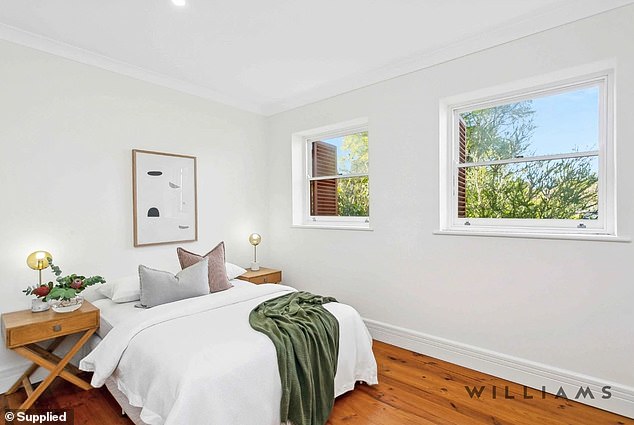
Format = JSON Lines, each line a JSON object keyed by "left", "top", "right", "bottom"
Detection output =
{"left": 138, "top": 258, "right": 209, "bottom": 308}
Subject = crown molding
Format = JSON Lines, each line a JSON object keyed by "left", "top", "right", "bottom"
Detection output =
{"left": 1, "top": 0, "right": 632, "bottom": 117}
{"left": 0, "top": 23, "right": 264, "bottom": 115}
{"left": 261, "top": 0, "right": 634, "bottom": 116}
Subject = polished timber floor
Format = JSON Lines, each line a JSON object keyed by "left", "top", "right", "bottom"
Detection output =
{"left": 2, "top": 341, "right": 632, "bottom": 425}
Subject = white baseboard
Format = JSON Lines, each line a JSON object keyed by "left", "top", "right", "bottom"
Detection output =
{"left": 364, "top": 318, "right": 634, "bottom": 419}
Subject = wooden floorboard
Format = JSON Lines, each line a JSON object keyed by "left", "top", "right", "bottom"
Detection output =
{"left": 1, "top": 340, "right": 631, "bottom": 425}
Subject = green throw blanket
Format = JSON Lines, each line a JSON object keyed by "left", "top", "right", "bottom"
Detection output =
{"left": 249, "top": 291, "right": 339, "bottom": 425}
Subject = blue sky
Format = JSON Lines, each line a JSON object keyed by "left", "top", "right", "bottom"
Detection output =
{"left": 528, "top": 86, "right": 599, "bottom": 155}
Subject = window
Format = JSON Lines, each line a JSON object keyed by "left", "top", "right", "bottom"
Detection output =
{"left": 441, "top": 72, "right": 615, "bottom": 238}
{"left": 291, "top": 119, "right": 370, "bottom": 229}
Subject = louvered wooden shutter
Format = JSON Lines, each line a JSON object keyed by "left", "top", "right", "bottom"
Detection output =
{"left": 310, "top": 141, "right": 338, "bottom": 216}
{"left": 457, "top": 118, "right": 467, "bottom": 218}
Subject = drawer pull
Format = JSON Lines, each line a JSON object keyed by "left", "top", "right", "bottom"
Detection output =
{"left": 264, "top": 277, "right": 268, "bottom": 282}
{"left": 53, "top": 325, "right": 62, "bottom": 332}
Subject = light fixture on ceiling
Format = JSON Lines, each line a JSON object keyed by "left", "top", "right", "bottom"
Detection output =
{"left": 171, "top": 0, "right": 186, "bottom": 7}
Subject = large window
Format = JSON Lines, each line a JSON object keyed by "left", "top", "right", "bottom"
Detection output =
{"left": 292, "top": 119, "right": 370, "bottom": 229}
{"left": 441, "top": 72, "right": 615, "bottom": 237}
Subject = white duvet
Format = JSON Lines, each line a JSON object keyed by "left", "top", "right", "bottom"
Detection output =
{"left": 80, "top": 283, "right": 378, "bottom": 425}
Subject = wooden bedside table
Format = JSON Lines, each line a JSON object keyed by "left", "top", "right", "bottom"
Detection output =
{"left": 237, "top": 267, "right": 282, "bottom": 284}
{"left": 1, "top": 301, "right": 99, "bottom": 409}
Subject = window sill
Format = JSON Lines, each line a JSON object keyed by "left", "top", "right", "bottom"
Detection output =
{"left": 291, "top": 224, "right": 373, "bottom": 231}
{"left": 434, "top": 229, "right": 630, "bottom": 242}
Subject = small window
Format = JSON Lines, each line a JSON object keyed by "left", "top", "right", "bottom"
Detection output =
{"left": 308, "top": 132, "right": 369, "bottom": 217}
{"left": 292, "top": 119, "right": 370, "bottom": 229}
{"left": 441, "top": 72, "right": 614, "bottom": 237}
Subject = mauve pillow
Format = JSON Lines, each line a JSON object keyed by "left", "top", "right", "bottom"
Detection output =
{"left": 177, "top": 242, "right": 232, "bottom": 293}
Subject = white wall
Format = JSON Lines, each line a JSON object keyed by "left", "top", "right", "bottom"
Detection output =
{"left": 266, "top": 6, "right": 634, "bottom": 416}
{"left": 0, "top": 39, "right": 269, "bottom": 386}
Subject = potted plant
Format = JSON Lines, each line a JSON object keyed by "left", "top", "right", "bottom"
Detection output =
{"left": 23, "top": 257, "right": 105, "bottom": 313}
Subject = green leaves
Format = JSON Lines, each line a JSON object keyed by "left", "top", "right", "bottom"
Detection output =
{"left": 47, "top": 257, "right": 63, "bottom": 277}
{"left": 339, "top": 132, "right": 369, "bottom": 175}
{"left": 464, "top": 102, "right": 535, "bottom": 163}
{"left": 84, "top": 276, "right": 106, "bottom": 287}
{"left": 45, "top": 287, "right": 67, "bottom": 301}
{"left": 337, "top": 176, "right": 369, "bottom": 217}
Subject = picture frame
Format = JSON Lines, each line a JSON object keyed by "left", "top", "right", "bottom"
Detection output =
{"left": 132, "top": 149, "right": 198, "bottom": 247}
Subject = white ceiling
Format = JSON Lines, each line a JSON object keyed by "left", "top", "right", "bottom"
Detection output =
{"left": 0, "top": 0, "right": 632, "bottom": 115}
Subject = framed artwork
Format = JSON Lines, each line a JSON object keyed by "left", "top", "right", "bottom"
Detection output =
{"left": 132, "top": 149, "right": 198, "bottom": 247}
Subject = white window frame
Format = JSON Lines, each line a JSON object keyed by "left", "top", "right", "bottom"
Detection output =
{"left": 291, "top": 118, "right": 371, "bottom": 230}
{"left": 439, "top": 68, "right": 616, "bottom": 239}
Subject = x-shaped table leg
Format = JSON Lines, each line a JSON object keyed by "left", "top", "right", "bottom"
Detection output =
{"left": 10, "top": 328, "right": 96, "bottom": 409}
{"left": 5, "top": 337, "right": 65, "bottom": 395}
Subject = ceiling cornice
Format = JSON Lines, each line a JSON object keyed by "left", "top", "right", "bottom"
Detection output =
{"left": 0, "top": 23, "right": 264, "bottom": 115}
{"left": 261, "top": 0, "right": 634, "bottom": 116}
{"left": 1, "top": 0, "right": 632, "bottom": 117}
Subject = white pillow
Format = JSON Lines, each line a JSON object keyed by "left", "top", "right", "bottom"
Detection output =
{"left": 98, "top": 275, "right": 141, "bottom": 303}
{"left": 226, "top": 262, "right": 247, "bottom": 280}
{"left": 81, "top": 284, "right": 108, "bottom": 303}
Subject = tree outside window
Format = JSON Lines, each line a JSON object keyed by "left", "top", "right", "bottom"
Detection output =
{"left": 457, "top": 85, "right": 600, "bottom": 221}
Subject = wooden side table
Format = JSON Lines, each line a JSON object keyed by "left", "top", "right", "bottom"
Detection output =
{"left": 237, "top": 267, "right": 282, "bottom": 284}
{"left": 1, "top": 301, "right": 99, "bottom": 409}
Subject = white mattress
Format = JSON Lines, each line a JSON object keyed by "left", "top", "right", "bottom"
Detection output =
{"left": 91, "top": 279, "right": 254, "bottom": 339}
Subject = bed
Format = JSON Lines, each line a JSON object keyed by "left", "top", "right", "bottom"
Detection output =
{"left": 80, "top": 280, "right": 378, "bottom": 425}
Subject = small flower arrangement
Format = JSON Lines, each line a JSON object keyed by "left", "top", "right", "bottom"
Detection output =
{"left": 23, "top": 257, "right": 106, "bottom": 301}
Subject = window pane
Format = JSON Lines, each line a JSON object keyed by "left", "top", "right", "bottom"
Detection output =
{"left": 310, "top": 177, "right": 369, "bottom": 217}
{"left": 311, "top": 131, "right": 368, "bottom": 177}
{"left": 459, "top": 85, "right": 599, "bottom": 163}
{"left": 461, "top": 157, "right": 598, "bottom": 220}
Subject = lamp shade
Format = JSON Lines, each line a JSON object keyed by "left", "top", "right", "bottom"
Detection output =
{"left": 27, "top": 251, "right": 52, "bottom": 270}
{"left": 248, "top": 233, "right": 262, "bottom": 246}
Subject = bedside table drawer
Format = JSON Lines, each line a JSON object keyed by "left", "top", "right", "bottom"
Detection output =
{"left": 5, "top": 311, "right": 99, "bottom": 348}
{"left": 248, "top": 271, "right": 282, "bottom": 284}
{"left": 237, "top": 267, "right": 282, "bottom": 285}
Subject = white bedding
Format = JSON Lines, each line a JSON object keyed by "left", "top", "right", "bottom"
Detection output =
{"left": 80, "top": 283, "right": 377, "bottom": 425}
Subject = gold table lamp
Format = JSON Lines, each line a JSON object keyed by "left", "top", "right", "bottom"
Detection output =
{"left": 27, "top": 250, "right": 52, "bottom": 312}
{"left": 249, "top": 233, "right": 261, "bottom": 271}
{"left": 27, "top": 250, "right": 52, "bottom": 285}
